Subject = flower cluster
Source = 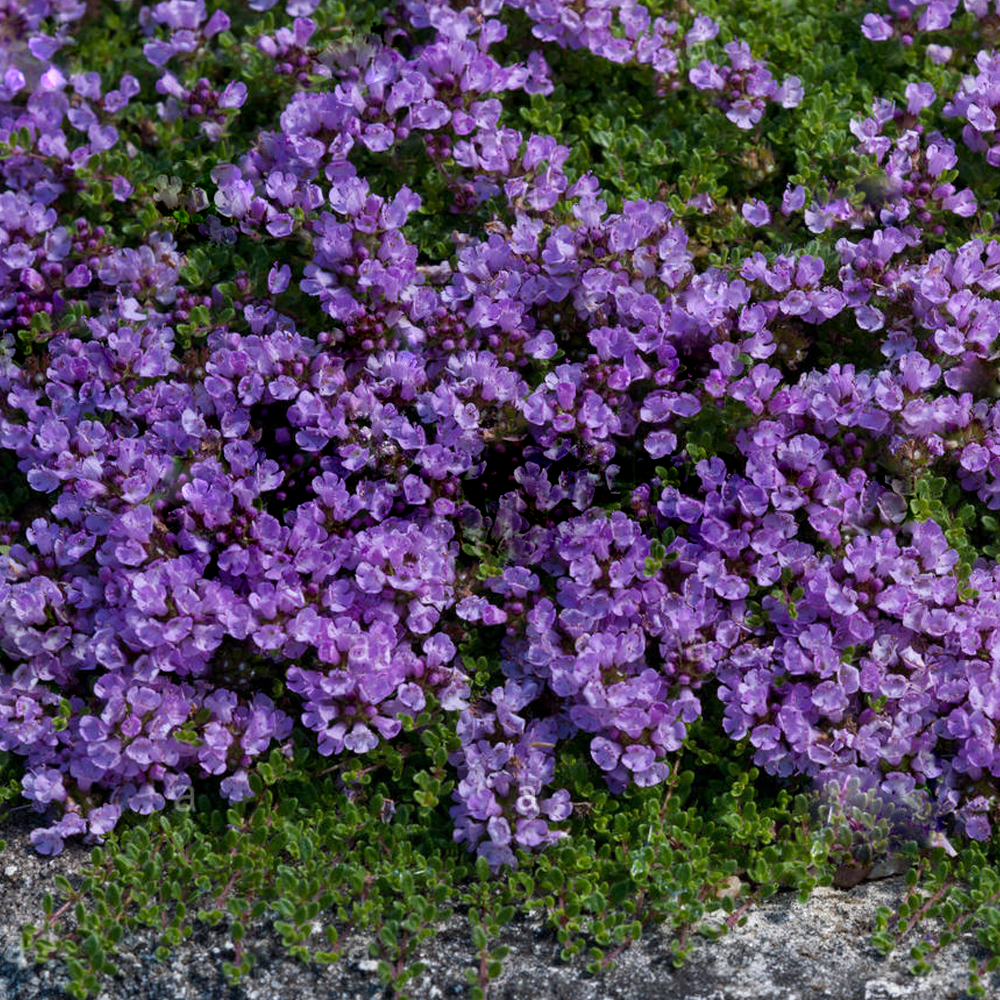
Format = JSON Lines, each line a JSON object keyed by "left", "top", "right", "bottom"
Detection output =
{"left": 860, "top": 0, "right": 989, "bottom": 52}
{"left": 689, "top": 39, "right": 802, "bottom": 129}
{"left": 851, "top": 93, "right": 977, "bottom": 225}
{"left": 3, "top": 0, "right": 1000, "bottom": 869}
{"left": 943, "top": 48, "right": 1000, "bottom": 165}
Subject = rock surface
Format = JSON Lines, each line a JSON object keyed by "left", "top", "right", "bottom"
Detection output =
{"left": 1, "top": 812, "right": 996, "bottom": 1000}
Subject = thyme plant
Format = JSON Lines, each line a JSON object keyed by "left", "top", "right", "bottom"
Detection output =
{"left": 3, "top": 0, "right": 1000, "bottom": 996}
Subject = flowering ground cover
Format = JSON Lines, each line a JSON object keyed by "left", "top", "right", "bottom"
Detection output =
{"left": 6, "top": 0, "right": 1000, "bottom": 995}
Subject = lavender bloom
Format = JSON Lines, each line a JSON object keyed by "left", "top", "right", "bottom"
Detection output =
{"left": 7, "top": 0, "right": 1000, "bottom": 864}
{"left": 742, "top": 199, "right": 771, "bottom": 227}
{"left": 218, "top": 80, "right": 247, "bottom": 109}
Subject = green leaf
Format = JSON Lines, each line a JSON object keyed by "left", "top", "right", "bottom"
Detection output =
{"left": 476, "top": 856, "right": 491, "bottom": 883}
{"left": 471, "top": 924, "right": 487, "bottom": 951}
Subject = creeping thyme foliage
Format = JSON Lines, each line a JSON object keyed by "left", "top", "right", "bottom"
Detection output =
{"left": 19, "top": 717, "right": 843, "bottom": 1000}
{"left": 5, "top": 0, "right": 1000, "bottom": 993}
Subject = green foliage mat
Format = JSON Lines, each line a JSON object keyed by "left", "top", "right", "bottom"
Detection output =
{"left": 4, "top": 705, "right": 1000, "bottom": 1000}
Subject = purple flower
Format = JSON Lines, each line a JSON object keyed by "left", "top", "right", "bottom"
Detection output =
{"left": 861, "top": 13, "right": 894, "bottom": 40}
{"left": 905, "top": 81, "right": 936, "bottom": 116}
{"left": 685, "top": 14, "right": 719, "bottom": 44}
{"left": 968, "top": 103, "right": 997, "bottom": 134}
{"left": 128, "top": 783, "right": 166, "bottom": 815}
{"left": 621, "top": 744, "right": 656, "bottom": 772}
{"left": 742, "top": 199, "right": 771, "bottom": 227}
{"left": 726, "top": 100, "right": 763, "bottom": 130}
{"left": 267, "top": 263, "right": 291, "bottom": 294}
{"left": 152, "top": 0, "right": 206, "bottom": 30}
{"left": 778, "top": 76, "right": 804, "bottom": 108}
{"left": 917, "top": 1, "right": 953, "bottom": 31}
{"left": 64, "top": 265, "right": 92, "bottom": 288}
{"left": 23, "top": 768, "right": 66, "bottom": 804}
{"left": 87, "top": 804, "right": 122, "bottom": 836}
{"left": 3, "top": 68, "right": 26, "bottom": 98}
{"left": 29, "top": 827, "right": 64, "bottom": 856}
{"left": 214, "top": 178, "right": 255, "bottom": 219}
{"left": 204, "top": 9, "right": 230, "bottom": 36}
{"left": 514, "top": 818, "right": 550, "bottom": 847}
{"left": 541, "top": 789, "right": 572, "bottom": 821}
{"left": 219, "top": 81, "right": 248, "bottom": 109}
{"left": 220, "top": 769, "right": 253, "bottom": 801}
{"left": 343, "top": 723, "right": 379, "bottom": 754}
{"left": 112, "top": 176, "right": 134, "bottom": 201}
{"left": 591, "top": 736, "right": 621, "bottom": 771}
{"left": 942, "top": 189, "right": 977, "bottom": 217}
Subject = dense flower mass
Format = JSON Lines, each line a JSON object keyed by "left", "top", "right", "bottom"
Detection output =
{"left": 3, "top": 0, "right": 1000, "bottom": 866}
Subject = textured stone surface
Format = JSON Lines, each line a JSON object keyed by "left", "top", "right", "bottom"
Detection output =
{"left": 1, "top": 812, "right": 996, "bottom": 1000}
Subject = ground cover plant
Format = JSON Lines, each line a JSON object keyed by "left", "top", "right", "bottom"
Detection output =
{"left": 6, "top": 0, "right": 1000, "bottom": 995}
